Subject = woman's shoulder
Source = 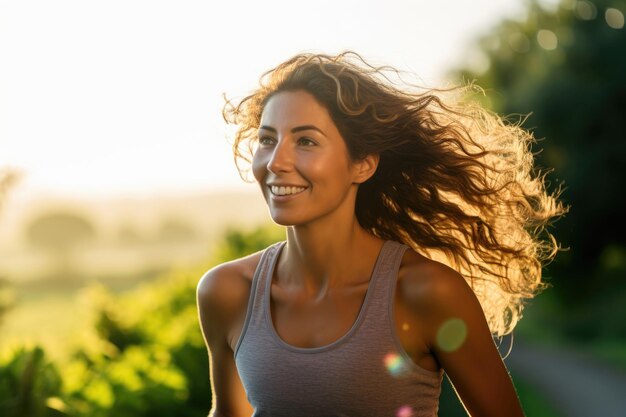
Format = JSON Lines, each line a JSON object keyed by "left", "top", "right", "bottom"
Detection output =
{"left": 196, "top": 244, "right": 277, "bottom": 325}
{"left": 397, "top": 246, "right": 470, "bottom": 313}
{"left": 396, "top": 245, "right": 482, "bottom": 342}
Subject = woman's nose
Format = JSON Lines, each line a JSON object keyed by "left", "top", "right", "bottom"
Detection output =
{"left": 266, "top": 139, "right": 293, "bottom": 173}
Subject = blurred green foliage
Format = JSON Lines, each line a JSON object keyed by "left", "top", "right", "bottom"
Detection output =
{"left": 0, "top": 224, "right": 283, "bottom": 416}
{"left": 213, "top": 223, "right": 285, "bottom": 261}
{"left": 451, "top": 0, "right": 626, "bottom": 343}
{"left": 0, "top": 346, "right": 67, "bottom": 417}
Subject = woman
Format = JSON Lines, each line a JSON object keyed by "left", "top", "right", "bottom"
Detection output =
{"left": 197, "top": 51, "right": 568, "bottom": 417}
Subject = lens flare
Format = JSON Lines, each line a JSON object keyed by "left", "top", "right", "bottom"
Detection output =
{"left": 537, "top": 29, "right": 558, "bottom": 50}
{"left": 576, "top": 1, "right": 597, "bottom": 20}
{"left": 605, "top": 8, "right": 625, "bottom": 29}
{"left": 384, "top": 352, "right": 405, "bottom": 376}
{"left": 396, "top": 405, "right": 414, "bottom": 417}
{"left": 435, "top": 318, "right": 468, "bottom": 352}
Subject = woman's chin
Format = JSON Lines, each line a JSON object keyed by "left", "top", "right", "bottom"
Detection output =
{"left": 267, "top": 211, "right": 308, "bottom": 227}
{"left": 269, "top": 216, "right": 299, "bottom": 227}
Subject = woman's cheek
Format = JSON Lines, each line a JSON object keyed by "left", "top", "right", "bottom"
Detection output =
{"left": 251, "top": 151, "right": 267, "bottom": 183}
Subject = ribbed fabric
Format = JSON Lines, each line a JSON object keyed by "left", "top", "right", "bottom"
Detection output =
{"left": 234, "top": 240, "right": 444, "bottom": 417}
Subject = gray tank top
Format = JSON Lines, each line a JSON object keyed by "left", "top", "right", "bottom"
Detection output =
{"left": 234, "top": 240, "right": 444, "bottom": 417}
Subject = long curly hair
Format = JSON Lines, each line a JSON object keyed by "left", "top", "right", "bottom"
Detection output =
{"left": 222, "top": 51, "right": 569, "bottom": 338}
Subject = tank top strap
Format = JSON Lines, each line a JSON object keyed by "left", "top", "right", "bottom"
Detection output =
{"left": 233, "top": 240, "right": 284, "bottom": 358}
{"left": 361, "top": 240, "right": 410, "bottom": 326}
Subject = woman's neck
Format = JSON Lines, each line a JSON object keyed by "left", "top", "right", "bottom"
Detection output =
{"left": 279, "top": 220, "right": 385, "bottom": 300}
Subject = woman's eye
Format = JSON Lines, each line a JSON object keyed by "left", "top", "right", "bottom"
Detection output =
{"left": 299, "top": 137, "right": 316, "bottom": 146}
{"left": 259, "top": 136, "right": 275, "bottom": 145}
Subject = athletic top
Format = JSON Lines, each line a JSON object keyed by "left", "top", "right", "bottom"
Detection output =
{"left": 234, "top": 240, "right": 444, "bottom": 417}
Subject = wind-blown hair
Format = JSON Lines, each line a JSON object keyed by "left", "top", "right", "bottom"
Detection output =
{"left": 222, "top": 51, "right": 569, "bottom": 338}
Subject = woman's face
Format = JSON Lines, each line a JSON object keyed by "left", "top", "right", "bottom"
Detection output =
{"left": 252, "top": 89, "right": 366, "bottom": 227}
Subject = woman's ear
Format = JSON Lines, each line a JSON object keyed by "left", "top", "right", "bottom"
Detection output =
{"left": 353, "top": 153, "right": 380, "bottom": 184}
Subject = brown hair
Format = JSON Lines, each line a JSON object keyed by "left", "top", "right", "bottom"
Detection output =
{"left": 223, "top": 51, "right": 569, "bottom": 338}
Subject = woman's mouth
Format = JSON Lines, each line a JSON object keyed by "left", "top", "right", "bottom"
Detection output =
{"left": 268, "top": 185, "right": 309, "bottom": 201}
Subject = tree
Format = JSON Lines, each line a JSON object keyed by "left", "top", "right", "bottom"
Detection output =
{"left": 25, "top": 211, "right": 97, "bottom": 280}
{"left": 450, "top": 0, "right": 626, "bottom": 339}
{"left": 155, "top": 217, "right": 197, "bottom": 243}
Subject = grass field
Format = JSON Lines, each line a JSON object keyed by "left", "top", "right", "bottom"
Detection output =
{"left": 2, "top": 287, "right": 112, "bottom": 362}
{"left": 0, "top": 268, "right": 172, "bottom": 362}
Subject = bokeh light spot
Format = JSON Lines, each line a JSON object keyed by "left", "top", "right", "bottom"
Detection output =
{"left": 397, "top": 405, "right": 414, "bottom": 417}
{"left": 537, "top": 29, "right": 558, "bottom": 50}
{"left": 402, "top": 322, "right": 410, "bottom": 331}
{"left": 384, "top": 352, "right": 405, "bottom": 376}
{"left": 45, "top": 397, "right": 68, "bottom": 413}
{"left": 575, "top": 1, "right": 597, "bottom": 20}
{"left": 605, "top": 8, "right": 625, "bottom": 29}
{"left": 435, "top": 318, "right": 467, "bottom": 352}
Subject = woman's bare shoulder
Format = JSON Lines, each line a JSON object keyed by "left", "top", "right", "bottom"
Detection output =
{"left": 196, "top": 249, "right": 265, "bottom": 325}
{"left": 397, "top": 247, "right": 468, "bottom": 313}
{"left": 397, "top": 246, "right": 480, "bottom": 342}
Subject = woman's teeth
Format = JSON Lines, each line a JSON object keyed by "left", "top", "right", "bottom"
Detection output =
{"left": 270, "top": 186, "right": 307, "bottom": 196}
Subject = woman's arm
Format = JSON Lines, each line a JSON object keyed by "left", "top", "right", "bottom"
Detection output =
{"left": 197, "top": 264, "right": 255, "bottom": 417}
{"left": 403, "top": 263, "right": 526, "bottom": 417}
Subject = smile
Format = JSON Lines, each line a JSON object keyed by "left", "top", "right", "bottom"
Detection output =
{"left": 269, "top": 185, "right": 308, "bottom": 197}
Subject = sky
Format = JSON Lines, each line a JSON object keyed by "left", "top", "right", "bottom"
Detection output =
{"left": 0, "top": 0, "right": 557, "bottom": 203}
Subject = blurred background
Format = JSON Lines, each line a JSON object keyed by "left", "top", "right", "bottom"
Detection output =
{"left": 1, "top": 0, "right": 624, "bottom": 416}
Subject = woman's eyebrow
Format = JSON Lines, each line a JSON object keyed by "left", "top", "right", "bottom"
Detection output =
{"left": 259, "top": 124, "right": 327, "bottom": 137}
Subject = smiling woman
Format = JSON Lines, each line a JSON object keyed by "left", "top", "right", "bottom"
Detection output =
{"left": 196, "top": 51, "right": 569, "bottom": 417}
{"left": 252, "top": 90, "right": 366, "bottom": 228}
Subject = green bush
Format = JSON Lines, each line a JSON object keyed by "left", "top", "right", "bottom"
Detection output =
{"left": 0, "top": 345, "right": 69, "bottom": 417}
{"left": 213, "top": 223, "right": 284, "bottom": 261}
{"left": 62, "top": 345, "right": 189, "bottom": 417}
{"left": 0, "top": 224, "right": 282, "bottom": 416}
